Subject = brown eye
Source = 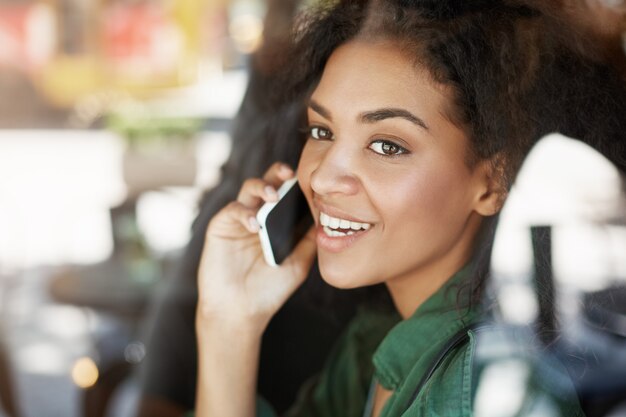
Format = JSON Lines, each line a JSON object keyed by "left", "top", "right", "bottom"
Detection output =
{"left": 309, "top": 126, "right": 333, "bottom": 140}
{"left": 369, "top": 140, "right": 408, "bottom": 156}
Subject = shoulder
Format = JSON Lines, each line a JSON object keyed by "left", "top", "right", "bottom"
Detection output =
{"left": 413, "top": 331, "right": 475, "bottom": 417}
{"left": 396, "top": 327, "right": 476, "bottom": 417}
{"left": 398, "top": 324, "right": 586, "bottom": 417}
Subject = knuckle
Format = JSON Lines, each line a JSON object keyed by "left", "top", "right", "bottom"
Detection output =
{"left": 242, "top": 177, "right": 257, "bottom": 188}
{"left": 226, "top": 201, "right": 242, "bottom": 211}
{"left": 244, "top": 177, "right": 265, "bottom": 192}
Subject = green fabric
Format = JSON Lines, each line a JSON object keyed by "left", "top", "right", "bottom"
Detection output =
{"left": 273, "top": 267, "right": 481, "bottom": 417}
{"left": 372, "top": 272, "right": 480, "bottom": 416}
{"left": 259, "top": 265, "right": 585, "bottom": 417}
{"left": 371, "top": 267, "right": 479, "bottom": 416}
{"left": 257, "top": 396, "right": 277, "bottom": 416}
{"left": 279, "top": 308, "right": 400, "bottom": 417}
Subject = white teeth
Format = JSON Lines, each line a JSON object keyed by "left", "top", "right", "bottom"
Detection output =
{"left": 323, "top": 226, "right": 346, "bottom": 237}
{"left": 322, "top": 226, "right": 361, "bottom": 238}
{"left": 319, "top": 211, "right": 372, "bottom": 234}
{"left": 350, "top": 222, "right": 362, "bottom": 230}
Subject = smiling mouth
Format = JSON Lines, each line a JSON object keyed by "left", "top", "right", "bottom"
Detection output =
{"left": 319, "top": 212, "right": 372, "bottom": 237}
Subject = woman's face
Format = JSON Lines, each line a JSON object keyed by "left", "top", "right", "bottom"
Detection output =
{"left": 297, "top": 40, "right": 492, "bottom": 291}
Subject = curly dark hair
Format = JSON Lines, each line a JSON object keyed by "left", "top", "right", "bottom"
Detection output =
{"left": 279, "top": 0, "right": 624, "bottom": 184}
{"left": 269, "top": 0, "right": 626, "bottom": 308}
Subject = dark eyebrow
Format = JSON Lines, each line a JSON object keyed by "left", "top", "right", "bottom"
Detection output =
{"left": 308, "top": 99, "right": 332, "bottom": 121}
{"left": 308, "top": 99, "right": 429, "bottom": 130}
{"left": 360, "top": 108, "right": 428, "bottom": 130}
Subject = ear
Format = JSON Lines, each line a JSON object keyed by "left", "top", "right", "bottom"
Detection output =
{"left": 472, "top": 156, "right": 507, "bottom": 217}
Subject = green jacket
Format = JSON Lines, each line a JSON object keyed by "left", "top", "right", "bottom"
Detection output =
{"left": 257, "top": 268, "right": 585, "bottom": 417}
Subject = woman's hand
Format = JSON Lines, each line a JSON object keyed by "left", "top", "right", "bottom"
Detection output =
{"left": 197, "top": 162, "right": 317, "bottom": 330}
{"left": 195, "top": 163, "right": 316, "bottom": 417}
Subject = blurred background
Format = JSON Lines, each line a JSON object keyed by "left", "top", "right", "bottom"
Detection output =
{"left": 0, "top": 0, "right": 258, "bottom": 415}
{"left": 0, "top": 0, "right": 625, "bottom": 417}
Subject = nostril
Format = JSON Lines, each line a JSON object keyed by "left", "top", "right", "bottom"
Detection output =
{"left": 310, "top": 168, "right": 359, "bottom": 196}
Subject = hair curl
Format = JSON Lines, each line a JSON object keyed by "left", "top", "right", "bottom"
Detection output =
{"left": 272, "top": 0, "right": 626, "bottom": 307}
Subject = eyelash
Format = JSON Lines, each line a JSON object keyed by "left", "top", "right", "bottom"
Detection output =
{"left": 303, "top": 125, "right": 409, "bottom": 157}
{"left": 369, "top": 140, "right": 408, "bottom": 156}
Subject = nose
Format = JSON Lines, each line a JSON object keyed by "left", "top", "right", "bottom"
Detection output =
{"left": 309, "top": 143, "right": 360, "bottom": 197}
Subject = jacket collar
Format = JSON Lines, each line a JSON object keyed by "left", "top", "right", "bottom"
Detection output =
{"left": 372, "top": 265, "right": 481, "bottom": 390}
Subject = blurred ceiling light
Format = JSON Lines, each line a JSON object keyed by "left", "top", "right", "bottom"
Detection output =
{"left": 71, "top": 357, "right": 99, "bottom": 389}
{"left": 229, "top": 14, "right": 264, "bottom": 54}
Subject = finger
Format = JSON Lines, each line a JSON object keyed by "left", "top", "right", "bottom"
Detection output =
{"left": 281, "top": 226, "right": 317, "bottom": 284}
{"left": 237, "top": 163, "right": 295, "bottom": 207}
{"left": 262, "top": 162, "right": 295, "bottom": 188}
{"left": 237, "top": 178, "right": 280, "bottom": 208}
{"left": 209, "top": 201, "right": 261, "bottom": 237}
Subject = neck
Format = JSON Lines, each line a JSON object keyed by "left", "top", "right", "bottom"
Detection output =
{"left": 385, "top": 215, "right": 483, "bottom": 319}
{"left": 385, "top": 257, "right": 468, "bottom": 319}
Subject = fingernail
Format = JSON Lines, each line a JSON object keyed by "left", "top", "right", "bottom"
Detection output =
{"left": 264, "top": 186, "right": 278, "bottom": 200}
{"left": 280, "top": 165, "right": 294, "bottom": 176}
{"left": 248, "top": 217, "right": 260, "bottom": 232}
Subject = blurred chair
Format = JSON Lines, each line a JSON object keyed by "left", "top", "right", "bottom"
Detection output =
{"left": 486, "top": 135, "right": 626, "bottom": 417}
{"left": 531, "top": 226, "right": 626, "bottom": 416}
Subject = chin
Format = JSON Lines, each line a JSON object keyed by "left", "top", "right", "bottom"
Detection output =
{"left": 317, "top": 256, "right": 370, "bottom": 289}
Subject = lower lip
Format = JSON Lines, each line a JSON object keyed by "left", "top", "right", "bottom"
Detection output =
{"left": 316, "top": 225, "right": 371, "bottom": 253}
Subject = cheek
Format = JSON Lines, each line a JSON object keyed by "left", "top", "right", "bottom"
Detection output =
{"left": 370, "top": 161, "right": 473, "bottom": 230}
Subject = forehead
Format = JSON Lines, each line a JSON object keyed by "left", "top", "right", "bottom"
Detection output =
{"left": 311, "top": 40, "right": 452, "bottom": 115}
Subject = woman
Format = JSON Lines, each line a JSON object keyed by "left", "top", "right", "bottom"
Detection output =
{"left": 194, "top": 1, "right": 625, "bottom": 416}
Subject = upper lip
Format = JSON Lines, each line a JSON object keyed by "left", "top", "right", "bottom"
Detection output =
{"left": 313, "top": 200, "right": 373, "bottom": 224}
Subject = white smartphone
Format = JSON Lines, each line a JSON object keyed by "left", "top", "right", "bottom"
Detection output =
{"left": 256, "top": 177, "right": 314, "bottom": 266}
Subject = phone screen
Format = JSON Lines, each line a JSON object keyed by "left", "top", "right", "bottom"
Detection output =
{"left": 264, "top": 182, "right": 314, "bottom": 265}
